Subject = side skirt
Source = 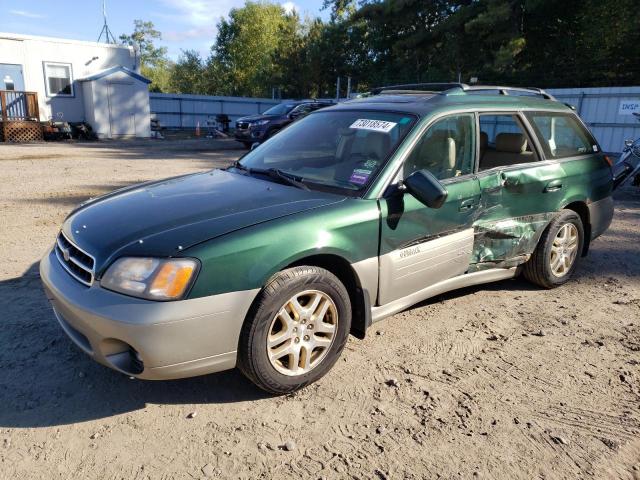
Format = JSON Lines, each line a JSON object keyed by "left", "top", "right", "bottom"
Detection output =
{"left": 370, "top": 267, "right": 519, "bottom": 323}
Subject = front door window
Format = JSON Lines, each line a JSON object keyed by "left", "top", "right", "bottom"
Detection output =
{"left": 404, "top": 113, "right": 476, "bottom": 180}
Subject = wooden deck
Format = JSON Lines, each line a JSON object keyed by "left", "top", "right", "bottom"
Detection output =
{"left": 0, "top": 90, "right": 43, "bottom": 142}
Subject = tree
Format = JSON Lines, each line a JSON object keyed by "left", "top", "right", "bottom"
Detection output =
{"left": 171, "top": 50, "right": 206, "bottom": 94}
{"left": 120, "top": 20, "right": 172, "bottom": 92}
{"left": 206, "top": 2, "right": 294, "bottom": 97}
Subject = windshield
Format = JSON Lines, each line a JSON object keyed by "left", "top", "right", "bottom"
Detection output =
{"left": 238, "top": 110, "right": 416, "bottom": 193}
{"left": 262, "top": 103, "right": 297, "bottom": 116}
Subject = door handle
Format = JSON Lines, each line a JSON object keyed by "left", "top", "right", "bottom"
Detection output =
{"left": 544, "top": 180, "right": 563, "bottom": 193}
{"left": 459, "top": 199, "right": 478, "bottom": 211}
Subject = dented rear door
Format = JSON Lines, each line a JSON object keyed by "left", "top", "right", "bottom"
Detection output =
{"left": 472, "top": 163, "right": 563, "bottom": 270}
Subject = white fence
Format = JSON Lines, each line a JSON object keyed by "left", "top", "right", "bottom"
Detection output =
{"left": 150, "top": 87, "right": 640, "bottom": 153}
{"left": 149, "top": 93, "right": 280, "bottom": 129}
{"left": 547, "top": 86, "right": 640, "bottom": 153}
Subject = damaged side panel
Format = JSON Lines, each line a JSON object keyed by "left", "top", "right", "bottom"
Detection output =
{"left": 468, "top": 165, "right": 566, "bottom": 271}
{"left": 469, "top": 212, "right": 556, "bottom": 271}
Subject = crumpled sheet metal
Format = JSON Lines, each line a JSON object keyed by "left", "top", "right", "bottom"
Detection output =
{"left": 469, "top": 212, "right": 557, "bottom": 271}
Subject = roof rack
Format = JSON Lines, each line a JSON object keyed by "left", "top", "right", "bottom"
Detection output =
{"left": 370, "top": 83, "right": 466, "bottom": 95}
{"left": 370, "top": 83, "right": 557, "bottom": 101}
{"left": 461, "top": 85, "right": 556, "bottom": 101}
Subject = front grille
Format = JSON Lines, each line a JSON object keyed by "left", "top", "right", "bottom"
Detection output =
{"left": 54, "top": 232, "right": 95, "bottom": 287}
{"left": 236, "top": 121, "right": 249, "bottom": 130}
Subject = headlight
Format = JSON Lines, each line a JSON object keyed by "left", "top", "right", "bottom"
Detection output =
{"left": 101, "top": 257, "right": 199, "bottom": 301}
{"left": 251, "top": 120, "right": 269, "bottom": 127}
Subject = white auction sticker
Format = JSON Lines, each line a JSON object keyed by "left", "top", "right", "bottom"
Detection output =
{"left": 349, "top": 119, "right": 397, "bottom": 133}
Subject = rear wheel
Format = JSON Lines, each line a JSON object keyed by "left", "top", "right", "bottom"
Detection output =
{"left": 238, "top": 266, "right": 351, "bottom": 394}
{"left": 523, "top": 209, "right": 584, "bottom": 288}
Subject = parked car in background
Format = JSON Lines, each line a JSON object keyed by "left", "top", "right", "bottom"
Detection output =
{"left": 234, "top": 100, "right": 334, "bottom": 147}
{"left": 42, "top": 83, "right": 626, "bottom": 395}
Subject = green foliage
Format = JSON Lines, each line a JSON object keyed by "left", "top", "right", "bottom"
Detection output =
{"left": 207, "top": 2, "right": 292, "bottom": 97}
{"left": 170, "top": 50, "right": 206, "bottom": 94}
{"left": 127, "top": 0, "right": 640, "bottom": 97}
{"left": 120, "top": 20, "right": 173, "bottom": 92}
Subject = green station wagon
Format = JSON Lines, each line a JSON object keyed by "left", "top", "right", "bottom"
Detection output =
{"left": 41, "top": 83, "right": 634, "bottom": 394}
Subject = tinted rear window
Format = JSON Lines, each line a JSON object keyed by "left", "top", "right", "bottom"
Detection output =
{"left": 525, "top": 112, "right": 598, "bottom": 159}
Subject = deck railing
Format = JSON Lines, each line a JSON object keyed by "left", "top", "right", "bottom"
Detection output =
{"left": 0, "top": 90, "right": 40, "bottom": 122}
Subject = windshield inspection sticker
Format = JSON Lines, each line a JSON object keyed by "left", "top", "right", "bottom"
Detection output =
{"left": 350, "top": 119, "right": 397, "bottom": 133}
{"left": 349, "top": 168, "right": 372, "bottom": 185}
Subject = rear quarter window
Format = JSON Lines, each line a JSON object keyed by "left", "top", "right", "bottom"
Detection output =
{"left": 526, "top": 112, "right": 598, "bottom": 159}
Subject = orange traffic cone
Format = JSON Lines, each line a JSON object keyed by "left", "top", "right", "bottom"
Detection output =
{"left": 195, "top": 121, "right": 201, "bottom": 137}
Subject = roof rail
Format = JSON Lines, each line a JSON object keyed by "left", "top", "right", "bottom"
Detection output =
{"left": 370, "top": 82, "right": 557, "bottom": 101}
{"left": 371, "top": 83, "right": 466, "bottom": 95}
{"left": 458, "top": 85, "right": 557, "bottom": 101}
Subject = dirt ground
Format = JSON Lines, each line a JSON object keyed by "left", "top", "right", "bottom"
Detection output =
{"left": 0, "top": 139, "right": 639, "bottom": 480}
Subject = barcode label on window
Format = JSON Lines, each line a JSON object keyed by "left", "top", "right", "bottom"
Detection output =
{"left": 349, "top": 119, "right": 397, "bottom": 133}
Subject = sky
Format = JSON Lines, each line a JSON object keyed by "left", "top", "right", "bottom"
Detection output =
{"left": 0, "top": 0, "right": 328, "bottom": 59}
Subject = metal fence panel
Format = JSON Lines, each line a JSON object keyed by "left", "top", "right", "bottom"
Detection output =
{"left": 151, "top": 87, "right": 640, "bottom": 153}
{"left": 149, "top": 93, "right": 280, "bottom": 129}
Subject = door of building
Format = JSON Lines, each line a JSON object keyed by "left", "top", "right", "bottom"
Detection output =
{"left": 107, "top": 82, "right": 136, "bottom": 136}
{"left": 0, "top": 64, "right": 25, "bottom": 91}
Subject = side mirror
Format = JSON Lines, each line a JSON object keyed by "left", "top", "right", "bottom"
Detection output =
{"left": 403, "top": 170, "right": 448, "bottom": 208}
{"left": 251, "top": 142, "right": 260, "bottom": 150}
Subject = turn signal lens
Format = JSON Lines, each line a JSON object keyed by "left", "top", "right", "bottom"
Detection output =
{"left": 148, "top": 260, "right": 197, "bottom": 299}
{"left": 604, "top": 155, "right": 613, "bottom": 167}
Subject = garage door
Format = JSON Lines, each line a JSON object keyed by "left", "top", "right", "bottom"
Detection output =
{"left": 108, "top": 82, "right": 136, "bottom": 136}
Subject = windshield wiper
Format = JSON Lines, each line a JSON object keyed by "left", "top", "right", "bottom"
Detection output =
{"left": 231, "top": 163, "right": 309, "bottom": 190}
{"left": 265, "top": 168, "right": 309, "bottom": 190}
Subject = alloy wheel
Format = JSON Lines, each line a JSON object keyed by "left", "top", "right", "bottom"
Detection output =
{"left": 266, "top": 290, "right": 338, "bottom": 376}
{"left": 550, "top": 223, "right": 579, "bottom": 277}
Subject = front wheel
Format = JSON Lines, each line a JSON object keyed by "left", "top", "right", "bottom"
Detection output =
{"left": 523, "top": 209, "right": 584, "bottom": 288}
{"left": 265, "top": 128, "right": 280, "bottom": 140}
{"left": 238, "top": 266, "right": 351, "bottom": 394}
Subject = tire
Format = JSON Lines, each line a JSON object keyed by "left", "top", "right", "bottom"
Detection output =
{"left": 523, "top": 209, "right": 585, "bottom": 289}
{"left": 238, "top": 266, "right": 352, "bottom": 394}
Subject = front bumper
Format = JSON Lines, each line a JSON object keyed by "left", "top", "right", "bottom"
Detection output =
{"left": 40, "top": 249, "right": 260, "bottom": 380}
{"left": 234, "top": 127, "right": 266, "bottom": 143}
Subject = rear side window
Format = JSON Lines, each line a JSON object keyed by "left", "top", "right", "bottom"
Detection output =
{"left": 526, "top": 112, "right": 598, "bottom": 159}
{"left": 478, "top": 114, "right": 539, "bottom": 171}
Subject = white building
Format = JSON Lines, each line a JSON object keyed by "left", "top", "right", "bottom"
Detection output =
{"left": 0, "top": 32, "right": 151, "bottom": 138}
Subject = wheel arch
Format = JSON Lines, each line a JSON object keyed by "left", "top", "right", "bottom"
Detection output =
{"left": 286, "top": 254, "right": 371, "bottom": 340}
{"left": 562, "top": 200, "right": 591, "bottom": 256}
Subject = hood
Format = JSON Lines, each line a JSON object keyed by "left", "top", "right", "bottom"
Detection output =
{"left": 237, "top": 114, "right": 281, "bottom": 122}
{"left": 63, "top": 170, "right": 345, "bottom": 274}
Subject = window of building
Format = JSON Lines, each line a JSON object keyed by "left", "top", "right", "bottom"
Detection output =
{"left": 525, "top": 112, "right": 597, "bottom": 158}
{"left": 43, "top": 62, "right": 73, "bottom": 97}
{"left": 404, "top": 113, "right": 476, "bottom": 180}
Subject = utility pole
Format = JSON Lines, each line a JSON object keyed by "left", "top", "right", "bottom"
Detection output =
{"left": 336, "top": 77, "right": 341, "bottom": 101}
{"left": 346, "top": 76, "right": 351, "bottom": 99}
